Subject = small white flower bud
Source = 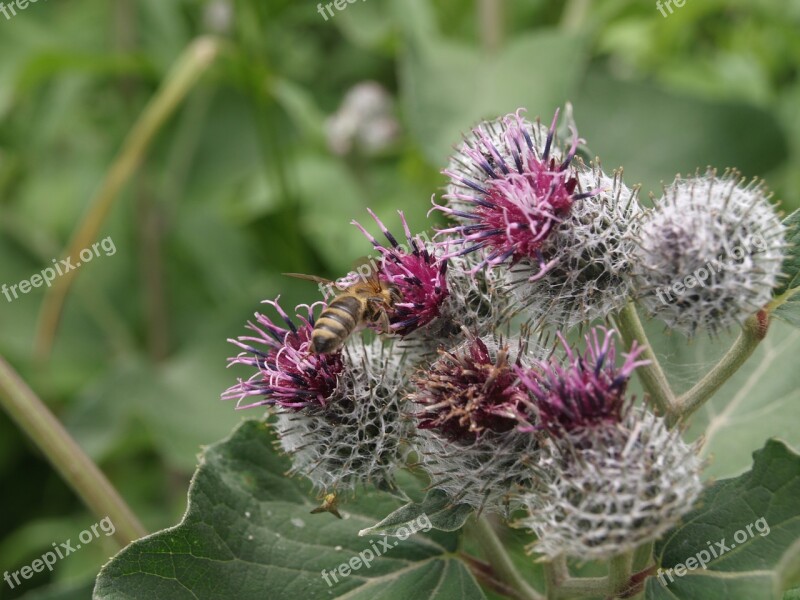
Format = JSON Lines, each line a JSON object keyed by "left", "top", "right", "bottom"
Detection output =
{"left": 517, "top": 410, "right": 703, "bottom": 559}
{"left": 634, "top": 169, "right": 787, "bottom": 336}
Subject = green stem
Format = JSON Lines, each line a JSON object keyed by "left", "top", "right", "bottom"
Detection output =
{"left": 543, "top": 557, "right": 611, "bottom": 599}
{"left": 614, "top": 303, "right": 677, "bottom": 420}
{"left": 543, "top": 560, "right": 559, "bottom": 599}
{"left": 674, "top": 311, "right": 768, "bottom": 425}
{"left": 34, "top": 36, "right": 222, "bottom": 362}
{"left": 609, "top": 551, "right": 634, "bottom": 597}
{"left": 543, "top": 558, "right": 570, "bottom": 599}
{"left": 632, "top": 541, "right": 654, "bottom": 572}
{"left": 553, "top": 577, "right": 609, "bottom": 599}
{"left": 778, "top": 536, "right": 800, "bottom": 591}
{"left": 471, "top": 517, "right": 544, "bottom": 600}
{"left": 0, "top": 357, "right": 147, "bottom": 547}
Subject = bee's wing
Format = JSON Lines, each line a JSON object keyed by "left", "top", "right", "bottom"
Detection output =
{"left": 350, "top": 256, "right": 384, "bottom": 292}
{"left": 283, "top": 273, "right": 335, "bottom": 285}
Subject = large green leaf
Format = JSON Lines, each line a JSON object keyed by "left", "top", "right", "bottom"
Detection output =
{"left": 645, "top": 440, "right": 800, "bottom": 600}
{"left": 678, "top": 322, "right": 800, "bottom": 480}
{"left": 635, "top": 315, "right": 800, "bottom": 480}
{"left": 93, "top": 420, "right": 486, "bottom": 600}
{"left": 359, "top": 489, "right": 474, "bottom": 537}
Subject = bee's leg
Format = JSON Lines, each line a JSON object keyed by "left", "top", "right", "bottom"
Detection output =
{"left": 378, "top": 310, "right": 392, "bottom": 335}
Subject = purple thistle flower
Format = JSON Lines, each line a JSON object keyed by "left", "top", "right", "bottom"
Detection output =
{"left": 351, "top": 209, "right": 449, "bottom": 336}
{"left": 222, "top": 298, "right": 344, "bottom": 410}
{"left": 411, "top": 337, "right": 533, "bottom": 442}
{"left": 516, "top": 328, "right": 648, "bottom": 436}
{"left": 434, "top": 108, "right": 593, "bottom": 278}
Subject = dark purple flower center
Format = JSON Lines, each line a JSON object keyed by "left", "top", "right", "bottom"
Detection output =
{"left": 223, "top": 300, "right": 344, "bottom": 411}
{"left": 516, "top": 329, "right": 648, "bottom": 436}
{"left": 413, "top": 338, "right": 532, "bottom": 442}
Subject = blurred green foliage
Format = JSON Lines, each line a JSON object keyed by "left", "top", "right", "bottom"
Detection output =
{"left": 0, "top": 0, "right": 797, "bottom": 597}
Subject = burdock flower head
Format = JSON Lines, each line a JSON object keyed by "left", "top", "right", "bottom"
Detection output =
{"left": 412, "top": 336, "right": 533, "bottom": 439}
{"left": 440, "top": 248, "right": 521, "bottom": 337}
{"left": 634, "top": 169, "right": 787, "bottom": 336}
{"left": 410, "top": 335, "right": 543, "bottom": 515}
{"left": 434, "top": 108, "right": 592, "bottom": 276}
{"left": 352, "top": 209, "right": 449, "bottom": 336}
{"left": 517, "top": 410, "right": 703, "bottom": 559}
{"left": 514, "top": 328, "right": 702, "bottom": 559}
{"left": 222, "top": 298, "right": 344, "bottom": 410}
{"left": 507, "top": 162, "right": 644, "bottom": 330}
{"left": 516, "top": 327, "right": 647, "bottom": 435}
{"left": 276, "top": 338, "right": 413, "bottom": 494}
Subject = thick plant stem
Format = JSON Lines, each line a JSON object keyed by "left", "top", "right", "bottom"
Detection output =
{"left": 553, "top": 577, "right": 609, "bottom": 599}
{"left": 674, "top": 311, "right": 768, "bottom": 425}
{"left": 34, "top": 36, "right": 221, "bottom": 361}
{"left": 543, "top": 559, "right": 559, "bottom": 599}
{"left": 609, "top": 551, "right": 634, "bottom": 597}
{"left": 544, "top": 557, "right": 611, "bottom": 599}
{"left": 614, "top": 303, "right": 677, "bottom": 419}
{"left": 471, "top": 517, "right": 544, "bottom": 600}
{"left": 632, "top": 541, "right": 654, "bottom": 572}
{"left": 0, "top": 357, "right": 147, "bottom": 547}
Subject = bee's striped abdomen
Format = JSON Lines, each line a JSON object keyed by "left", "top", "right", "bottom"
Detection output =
{"left": 312, "top": 295, "right": 362, "bottom": 354}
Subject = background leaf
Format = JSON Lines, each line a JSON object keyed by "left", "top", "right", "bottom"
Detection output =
{"left": 2, "top": 1, "right": 799, "bottom": 597}
{"left": 774, "top": 209, "right": 800, "bottom": 327}
{"left": 573, "top": 68, "right": 789, "bottom": 196}
{"left": 397, "top": 0, "right": 587, "bottom": 166}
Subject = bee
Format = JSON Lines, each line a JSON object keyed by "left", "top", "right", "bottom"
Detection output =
{"left": 284, "top": 269, "right": 399, "bottom": 354}
{"left": 310, "top": 493, "right": 342, "bottom": 519}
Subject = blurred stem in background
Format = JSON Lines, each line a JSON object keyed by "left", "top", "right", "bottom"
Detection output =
{"left": 114, "top": 0, "right": 171, "bottom": 361}
{"left": 560, "top": 0, "right": 591, "bottom": 32}
{"left": 0, "top": 357, "right": 147, "bottom": 547}
{"left": 478, "top": 0, "right": 505, "bottom": 52}
{"left": 0, "top": 214, "right": 137, "bottom": 356}
{"left": 34, "top": 36, "right": 222, "bottom": 362}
